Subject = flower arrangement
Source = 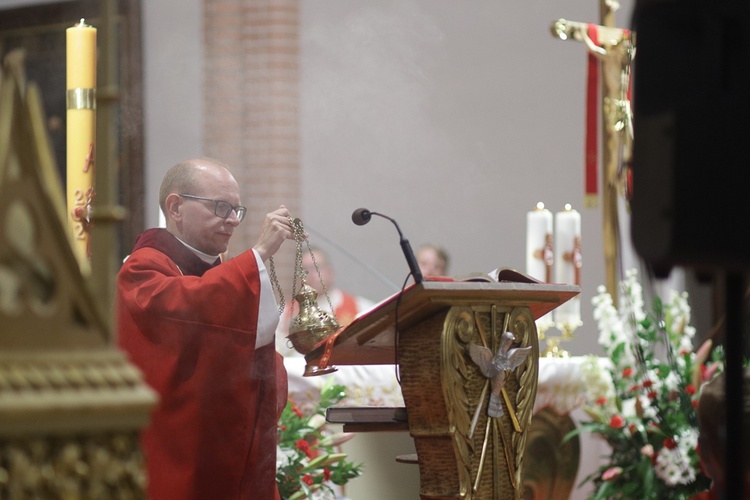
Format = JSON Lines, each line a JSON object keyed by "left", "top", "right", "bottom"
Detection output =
{"left": 277, "top": 381, "right": 362, "bottom": 499}
{"left": 571, "top": 269, "right": 724, "bottom": 499}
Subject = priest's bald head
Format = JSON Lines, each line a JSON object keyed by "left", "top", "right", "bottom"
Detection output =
{"left": 159, "top": 157, "right": 245, "bottom": 256}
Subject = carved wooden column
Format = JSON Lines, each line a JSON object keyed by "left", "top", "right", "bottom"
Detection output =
{"left": 398, "top": 305, "right": 539, "bottom": 499}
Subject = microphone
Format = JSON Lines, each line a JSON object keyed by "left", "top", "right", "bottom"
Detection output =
{"left": 351, "top": 208, "right": 423, "bottom": 284}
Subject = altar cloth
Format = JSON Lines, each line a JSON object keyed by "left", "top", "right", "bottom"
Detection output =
{"left": 286, "top": 355, "right": 603, "bottom": 415}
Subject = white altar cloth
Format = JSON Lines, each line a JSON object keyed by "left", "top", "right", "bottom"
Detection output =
{"left": 286, "top": 355, "right": 600, "bottom": 417}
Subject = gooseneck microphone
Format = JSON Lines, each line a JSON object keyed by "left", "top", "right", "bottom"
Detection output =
{"left": 351, "top": 208, "right": 423, "bottom": 285}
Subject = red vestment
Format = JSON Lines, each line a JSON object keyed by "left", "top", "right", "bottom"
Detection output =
{"left": 116, "top": 229, "right": 287, "bottom": 499}
{"left": 333, "top": 290, "right": 359, "bottom": 327}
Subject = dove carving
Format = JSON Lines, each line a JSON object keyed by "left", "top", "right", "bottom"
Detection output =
{"left": 468, "top": 331, "right": 532, "bottom": 418}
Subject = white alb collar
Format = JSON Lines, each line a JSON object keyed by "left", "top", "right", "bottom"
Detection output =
{"left": 175, "top": 237, "right": 220, "bottom": 264}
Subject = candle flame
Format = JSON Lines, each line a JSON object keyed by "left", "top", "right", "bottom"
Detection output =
{"left": 564, "top": 203, "right": 572, "bottom": 211}
{"left": 536, "top": 202, "right": 545, "bottom": 210}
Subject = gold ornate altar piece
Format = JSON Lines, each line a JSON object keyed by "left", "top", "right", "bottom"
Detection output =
{"left": 522, "top": 408, "right": 581, "bottom": 499}
{"left": 0, "top": 52, "right": 156, "bottom": 496}
{"left": 306, "top": 277, "right": 579, "bottom": 499}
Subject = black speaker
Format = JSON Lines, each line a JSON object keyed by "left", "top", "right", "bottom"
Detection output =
{"left": 630, "top": 0, "right": 750, "bottom": 273}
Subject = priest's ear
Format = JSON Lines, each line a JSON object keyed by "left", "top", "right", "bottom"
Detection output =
{"left": 164, "top": 193, "right": 184, "bottom": 224}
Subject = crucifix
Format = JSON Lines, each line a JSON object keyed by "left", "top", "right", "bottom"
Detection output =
{"left": 551, "top": 0, "right": 635, "bottom": 300}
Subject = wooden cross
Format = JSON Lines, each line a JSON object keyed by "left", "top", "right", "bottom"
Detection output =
{"left": 551, "top": 0, "right": 635, "bottom": 300}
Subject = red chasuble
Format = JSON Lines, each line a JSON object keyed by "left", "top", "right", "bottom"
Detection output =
{"left": 116, "top": 229, "right": 287, "bottom": 500}
{"left": 334, "top": 291, "right": 360, "bottom": 328}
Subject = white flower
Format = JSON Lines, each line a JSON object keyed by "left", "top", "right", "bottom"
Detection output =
{"left": 654, "top": 429, "right": 699, "bottom": 486}
{"left": 592, "top": 283, "right": 639, "bottom": 369}
{"left": 619, "top": 394, "right": 654, "bottom": 420}
{"left": 308, "top": 413, "right": 327, "bottom": 430}
{"left": 309, "top": 489, "right": 336, "bottom": 500}
{"left": 663, "top": 371, "right": 681, "bottom": 393}
{"left": 620, "top": 397, "right": 638, "bottom": 419}
{"left": 619, "top": 269, "right": 646, "bottom": 323}
{"left": 276, "top": 445, "right": 292, "bottom": 470}
{"left": 581, "top": 356, "right": 616, "bottom": 408}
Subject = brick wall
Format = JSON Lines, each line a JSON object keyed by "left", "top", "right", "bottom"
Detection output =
{"left": 204, "top": 0, "right": 301, "bottom": 290}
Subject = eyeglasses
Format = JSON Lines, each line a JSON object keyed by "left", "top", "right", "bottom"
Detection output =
{"left": 178, "top": 194, "right": 247, "bottom": 222}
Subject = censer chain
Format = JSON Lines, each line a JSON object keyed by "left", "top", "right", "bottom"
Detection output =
{"left": 268, "top": 216, "right": 335, "bottom": 318}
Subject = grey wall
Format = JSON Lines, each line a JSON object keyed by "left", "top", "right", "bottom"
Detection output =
{"left": 296, "top": 0, "right": 635, "bottom": 356}
{"left": 142, "top": 0, "right": 204, "bottom": 225}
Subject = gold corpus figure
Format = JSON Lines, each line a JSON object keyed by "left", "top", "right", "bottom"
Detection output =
{"left": 550, "top": 0, "right": 635, "bottom": 299}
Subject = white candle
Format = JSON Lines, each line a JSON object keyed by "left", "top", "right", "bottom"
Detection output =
{"left": 526, "top": 202, "right": 553, "bottom": 282}
{"left": 554, "top": 204, "right": 582, "bottom": 326}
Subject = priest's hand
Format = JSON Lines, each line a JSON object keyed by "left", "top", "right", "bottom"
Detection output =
{"left": 253, "top": 205, "right": 299, "bottom": 261}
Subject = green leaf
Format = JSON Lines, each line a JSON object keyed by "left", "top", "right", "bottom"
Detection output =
{"left": 299, "top": 453, "right": 349, "bottom": 472}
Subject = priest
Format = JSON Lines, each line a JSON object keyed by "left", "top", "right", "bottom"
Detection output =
{"left": 116, "top": 157, "right": 295, "bottom": 499}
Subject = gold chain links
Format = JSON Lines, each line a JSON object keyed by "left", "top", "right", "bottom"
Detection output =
{"left": 267, "top": 216, "right": 335, "bottom": 317}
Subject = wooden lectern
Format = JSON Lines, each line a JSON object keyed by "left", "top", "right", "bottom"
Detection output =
{"left": 305, "top": 273, "right": 579, "bottom": 499}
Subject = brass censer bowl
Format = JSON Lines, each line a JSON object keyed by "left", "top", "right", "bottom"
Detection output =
{"left": 287, "top": 282, "right": 340, "bottom": 354}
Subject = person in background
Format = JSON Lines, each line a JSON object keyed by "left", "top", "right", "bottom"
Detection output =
{"left": 692, "top": 368, "right": 750, "bottom": 499}
{"left": 117, "top": 157, "right": 296, "bottom": 499}
{"left": 416, "top": 243, "right": 450, "bottom": 278}
{"left": 276, "top": 246, "right": 374, "bottom": 356}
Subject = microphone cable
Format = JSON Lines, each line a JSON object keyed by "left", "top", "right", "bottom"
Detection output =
{"left": 393, "top": 271, "right": 413, "bottom": 388}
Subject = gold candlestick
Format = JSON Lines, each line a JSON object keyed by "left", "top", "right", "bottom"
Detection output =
{"left": 541, "top": 320, "right": 582, "bottom": 358}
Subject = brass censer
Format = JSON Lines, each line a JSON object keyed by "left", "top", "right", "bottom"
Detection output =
{"left": 268, "top": 217, "right": 340, "bottom": 372}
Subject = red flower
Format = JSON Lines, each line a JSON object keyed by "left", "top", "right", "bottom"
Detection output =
{"left": 647, "top": 391, "right": 658, "bottom": 399}
{"left": 290, "top": 401, "right": 304, "bottom": 419}
{"left": 596, "top": 397, "right": 607, "bottom": 405}
{"left": 609, "top": 415, "right": 626, "bottom": 429}
{"left": 685, "top": 384, "right": 697, "bottom": 395}
{"left": 622, "top": 367, "right": 634, "bottom": 378}
{"left": 302, "top": 474, "right": 314, "bottom": 486}
{"left": 692, "top": 399, "right": 699, "bottom": 408}
{"left": 295, "top": 439, "right": 314, "bottom": 458}
{"left": 323, "top": 467, "right": 331, "bottom": 481}
{"left": 663, "top": 437, "right": 678, "bottom": 450}
{"left": 642, "top": 380, "right": 653, "bottom": 388}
